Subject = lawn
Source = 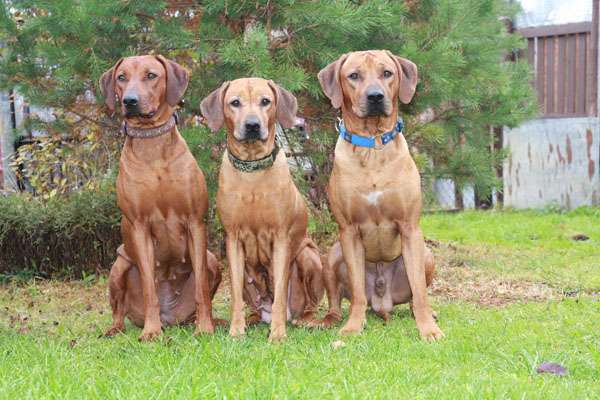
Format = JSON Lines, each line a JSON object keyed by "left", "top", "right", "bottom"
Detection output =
{"left": 422, "top": 207, "right": 600, "bottom": 291}
{"left": 2, "top": 210, "right": 599, "bottom": 399}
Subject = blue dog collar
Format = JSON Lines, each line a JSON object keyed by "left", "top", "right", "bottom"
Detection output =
{"left": 337, "top": 118, "right": 403, "bottom": 148}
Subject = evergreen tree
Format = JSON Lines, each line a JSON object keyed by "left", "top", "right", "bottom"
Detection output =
{"left": 0, "top": 0, "right": 536, "bottom": 206}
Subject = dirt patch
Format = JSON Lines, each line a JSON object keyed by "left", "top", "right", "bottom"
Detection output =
{"left": 429, "top": 241, "right": 557, "bottom": 306}
{"left": 0, "top": 241, "right": 569, "bottom": 334}
{"left": 0, "top": 280, "right": 108, "bottom": 334}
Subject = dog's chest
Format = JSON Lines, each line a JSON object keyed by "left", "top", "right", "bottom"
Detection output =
{"left": 121, "top": 163, "right": 183, "bottom": 193}
{"left": 118, "top": 150, "right": 204, "bottom": 264}
{"left": 358, "top": 220, "right": 403, "bottom": 262}
{"left": 119, "top": 156, "right": 199, "bottom": 210}
{"left": 337, "top": 171, "right": 406, "bottom": 262}
{"left": 351, "top": 181, "right": 404, "bottom": 261}
{"left": 217, "top": 170, "right": 299, "bottom": 229}
{"left": 219, "top": 185, "right": 302, "bottom": 269}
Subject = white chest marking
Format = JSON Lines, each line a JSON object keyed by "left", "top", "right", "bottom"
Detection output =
{"left": 363, "top": 191, "right": 384, "bottom": 205}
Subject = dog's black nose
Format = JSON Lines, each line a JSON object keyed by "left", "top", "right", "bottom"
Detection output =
{"left": 244, "top": 117, "right": 262, "bottom": 140}
{"left": 245, "top": 121, "right": 260, "bottom": 132}
{"left": 367, "top": 90, "right": 385, "bottom": 104}
{"left": 123, "top": 96, "right": 139, "bottom": 108}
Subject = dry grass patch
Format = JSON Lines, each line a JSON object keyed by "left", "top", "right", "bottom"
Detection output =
{"left": 1, "top": 240, "right": 566, "bottom": 339}
{"left": 429, "top": 240, "right": 559, "bottom": 305}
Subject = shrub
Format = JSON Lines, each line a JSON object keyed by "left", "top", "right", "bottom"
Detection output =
{"left": 11, "top": 132, "right": 121, "bottom": 198}
{"left": 0, "top": 185, "right": 120, "bottom": 278}
{"left": 1, "top": 126, "right": 227, "bottom": 277}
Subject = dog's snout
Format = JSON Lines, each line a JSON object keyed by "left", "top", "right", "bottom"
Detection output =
{"left": 243, "top": 116, "right": 262, "bottom": 140}
{"left": 245, "top": 121, "right": 260, "bottom": 133}
{"left": 123, "top": 95, "right": 139, "bottom": 108}
{"left": 366, "top": 86, "right": 386, "bottom": 116}
{"left": 367, "top": 89, "right": 385, "bottom": 104}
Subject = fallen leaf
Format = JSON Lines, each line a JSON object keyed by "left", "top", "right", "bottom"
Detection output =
{"left": 537, "top": 362, "right": 567, "bottom": 376}
{"left": 572, "top": 234, "right": 589, "bottom": 241}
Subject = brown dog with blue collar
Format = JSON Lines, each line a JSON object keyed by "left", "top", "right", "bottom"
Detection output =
{"left": 201, "top": 78, "right": 324, "bottom": 342}
{"left": 100, "top": 55, "right": 222, "bottom": 341}
{"left": 316, "top": 50, "right": 443, "bottom": 341}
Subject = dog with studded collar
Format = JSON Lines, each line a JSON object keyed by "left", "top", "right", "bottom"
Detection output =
{"left": 100, "top": 55, "right": 222, "bottom": 341}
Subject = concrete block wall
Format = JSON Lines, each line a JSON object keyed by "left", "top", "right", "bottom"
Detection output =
{"left": 503, "top": 117, "right": 600, "bottom": 208}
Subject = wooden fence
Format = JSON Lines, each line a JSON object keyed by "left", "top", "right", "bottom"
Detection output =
{"left": 520, "top": 19, "right": 598, "bottom": 117}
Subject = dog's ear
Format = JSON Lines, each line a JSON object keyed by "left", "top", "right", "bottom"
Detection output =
{"left": 155, "top": 55, "right": 189, "bottom": 107}
{"left": 318, "top": 53, "right": 348, "bottom": 109}
{"left": 268, "top": 81, "right": 298, "bottom": 129}
{"left": 200, "top": 81, "right": 230, "bottom": 132}
{"left": 99, "top": 58, "right": 123, "bottom": 112}
{"left": 387, "top": 51, "right": 418, "bottom": 104}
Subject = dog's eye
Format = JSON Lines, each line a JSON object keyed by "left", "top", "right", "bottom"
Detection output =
{"left": 230, "top": 99, "right": 241, "bottom": 107}
{"left": 261, "top": 98, "right": 271, "bottom": 106}
{"left": 147, "top": 72, "right": 157, "bottom": 80}
{"left": 348, "top": 72, "right": 359, "bottom": 80}
{"left": 383, "top": 70, "right": 393, "bottom": 78}
{"left": 117, "top": 74, "right": 126, "bottom": 81}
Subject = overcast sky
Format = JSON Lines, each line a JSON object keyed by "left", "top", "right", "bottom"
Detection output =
{"left": 516, "top": 0, "right": 592, "bottom": 27}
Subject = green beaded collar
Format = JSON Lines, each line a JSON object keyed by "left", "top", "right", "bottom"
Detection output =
{"left": 227, "top": 144, "right": 280, "bottom": 173}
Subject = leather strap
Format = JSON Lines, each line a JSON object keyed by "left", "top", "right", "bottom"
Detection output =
{"left": 121, "top": 114, "right": 177, "bottom": 138}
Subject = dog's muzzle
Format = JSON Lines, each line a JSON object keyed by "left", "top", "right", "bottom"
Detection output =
{"left": 242, "top": 116, "right": 264, "bottom": 141}
{"left": 123, "top": 95, "right": 139, "bottom": 114}
{"left": 366, "top": 89, "right": 386, "bottom": 116}
{"left": 123, "top": 95, "right": 155, "bottom": 118}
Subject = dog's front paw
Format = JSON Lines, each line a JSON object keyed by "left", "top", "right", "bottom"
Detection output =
{"left": 229, "top": 321, "right": 246, "bottom": 338}
{"left": 194, "top": 319, "right": 215, "bottom": 336}
{"left": 138, "top": 325, "right": 162, "bottom": 342}
{"left": 339, "top": 317, "right": 365, "bottom": 336}
{"left": 417, "top": 320, "right": 444, "bottom": 342}
{"left": 268, "top": 324, "right": 287, "bottom": 343}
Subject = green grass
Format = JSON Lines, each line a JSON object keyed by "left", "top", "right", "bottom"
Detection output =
{"left": 2, "top": 300, "right": 599, "bottom": 399}
{"left": 422, "top": 208, "right": 600, "bottom": 291}
{"left": 2, "top": 209, "right": 600, "bottom": 399}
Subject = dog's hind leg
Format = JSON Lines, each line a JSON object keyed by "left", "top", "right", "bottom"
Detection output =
{"left": 308, "top": 242, "right": 344, "bottom": 328}
{"left": 187, "top": 220, "right": 215, "bottom": 335}
{"left": 171, "top": 251, "right": 226, "bottom": 327}
{"left": 104, "top": 245, "right": 132, "bottom": 337}
{"left": 291, "top": 242, "right": 324, "bottom": 326}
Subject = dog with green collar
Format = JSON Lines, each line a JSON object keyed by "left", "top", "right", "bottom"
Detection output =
{"left": 200, "top": 77, "right": 324, "bottom": 342}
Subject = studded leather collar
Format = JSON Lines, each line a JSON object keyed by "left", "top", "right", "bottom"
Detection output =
{"left": 121, "top": 114, "right": 178, "bottom": 138}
